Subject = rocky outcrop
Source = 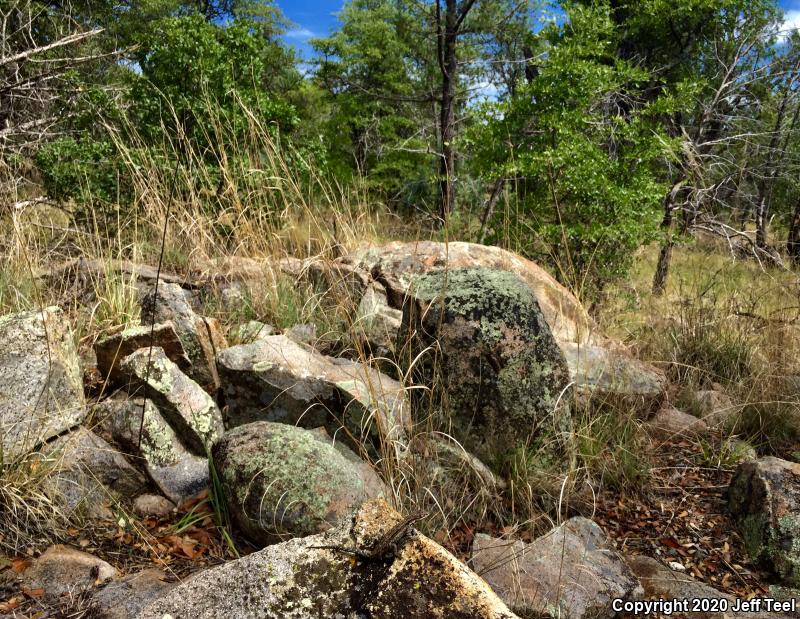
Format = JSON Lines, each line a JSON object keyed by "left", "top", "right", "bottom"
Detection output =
{"left": 400, "top": 267, "right": 571, "bottom": 459}
{"left": 212, "top": 421, "right": 386, "bottom": 546}
{"left": 217, "top": 334, "right": 410, "bottom": 452}
{"left": 141, "top": 282, "right": 227, "bottom": 392}
{"left": 471, "top": 517, "right": 643, "bottom": 618}
{"left": 120, "top": 347, "right": 224, "bottom": 454}
{"left": 0, "top": 307, "right": 86, "bottom": 459}
{"left": 346, "top": 241, "right": 599, "bottom": 346}
{"left": 138, "top": 498, "right": 519, "bottom": 619}
{"left": 94, "top": 322, "right": 190, "bottom": 387}
{"left": 43, "top": 427, "right": 147, "bottom": 519}
{"left": 729, "top": 456, "right": 800, "bottom": 586}
{"left": 562, "top": 342, "right": 666, "bottom": 414}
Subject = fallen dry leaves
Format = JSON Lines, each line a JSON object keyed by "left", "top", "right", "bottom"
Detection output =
{"left": 593, "top": 437, "right": 769, "bottom": 598}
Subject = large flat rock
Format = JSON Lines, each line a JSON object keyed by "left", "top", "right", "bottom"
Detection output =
{"left": 0, "top": 307, "right": 86, "bottom": 458}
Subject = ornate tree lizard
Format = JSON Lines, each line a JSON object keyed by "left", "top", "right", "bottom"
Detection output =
{"left": 313, "top": 511, "right": 427, "bottom": 560}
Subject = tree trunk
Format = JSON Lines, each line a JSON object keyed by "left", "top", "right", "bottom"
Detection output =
{"left": 755, "top": 195, "right": 768, "bottom": 250}
{"left": 478, "top": 178, "right": 504, "bottom": 244}
{"left": 438, "top": 0, "right": 458, "bottom": 222}
{"left": 788, "top": 198, "right": 800, "bottom": 265}
{"left": 652, "top": 181, "right": 685, "bottom": 295}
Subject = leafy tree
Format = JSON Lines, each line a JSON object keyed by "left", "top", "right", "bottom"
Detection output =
{"left": 312, "top": 0, "right": 434, "bottom": 208}
{"left": 470, "top": 2, "right": 668, "bottom": 295}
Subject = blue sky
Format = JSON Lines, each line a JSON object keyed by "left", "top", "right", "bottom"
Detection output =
{"left": 278, "top": 0, "right": 800, "bottom": 59}
{"left": 279, "top": 0, "right": 341, "bottom": 58}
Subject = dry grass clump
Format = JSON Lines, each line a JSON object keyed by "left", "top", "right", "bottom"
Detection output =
{"left": 0, "top": 451, "right": 69, "bottom": 554}
{"left": 601, "top": 237, "right": 800, "bottom": 457}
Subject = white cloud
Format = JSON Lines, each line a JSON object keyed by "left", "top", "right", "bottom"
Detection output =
{"left": 285, "top": 27, "right": 315, "bottom": 40}
{"left": 779, "top": 10, "right": 800, "bottom": 41}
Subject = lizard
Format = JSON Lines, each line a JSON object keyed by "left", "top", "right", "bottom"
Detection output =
{"left": 312, "top": 511, "right": 427, "bottom": 561}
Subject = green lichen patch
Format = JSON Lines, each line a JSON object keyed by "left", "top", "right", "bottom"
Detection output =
{"left": 212, "top": 421, "right": 378, "bottom": 547}
{"left": 400, "top": 267, "right": 571, "bottom": 461}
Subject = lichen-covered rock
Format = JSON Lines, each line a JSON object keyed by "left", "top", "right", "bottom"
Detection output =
{"left": 346, "top": 241, "right": 600, "bottom": 346}
{"left": 0, "top": 307, "right": 86, "bottom": 458}
{"left": 91, "top": 568, "right": 176, "bottom": 619}
{"left": 212, "top": 421, "right": 386, "bottom": 546}
{"left": 94, "top": 322, "right": 190, "bottom": 387}
{"left": 400, "top": 267, "right": 571, "bottom": 459}
{"left": 472, "top": 518, "right": 643, "bottom": 619}
{"left": 22, "top": 545, "right": 118, "bottom": 603}
{"left": 217, "top": 334, "right": 409, "bottom": 452}
{"left": 43, "top": 427, "right": 147, "bottom": 519}
{"left": 91, "top": 394, "right": 209, "bottom": 504}
{"left": 729, "top": 456, "right": 800, "bottom": 586}
{"left": 141, "top": 282, "right": 227, "bottom": 393}
{"left": 120, "top": 347, "right": 224, "bottom": 454}
{"left": 138, "top": 399, "right": 209, "bottom": 504}
{"left": 561, "top": 342, "right": 666, "bottom": 415}
{"left": 138, "top": 498, "right": 519, "bottom": 619}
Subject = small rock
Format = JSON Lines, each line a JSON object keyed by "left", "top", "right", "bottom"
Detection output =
{"left": 471, "top": 517, "right": 643, "bottom": 619}
{"left": 729, "top": 456, "right": 800, "bottom": 586}
{"left": 133, "top": 494, "right": 175, "bottom": 518}
{"left": 141, "top": 282, "right": 228, "bottom": 393}
{"left": 219, "top": 283, "right": 245, "bottom": 310}
{"left": 120, "top": 347, "right": 224, "bottom": 454}
{"left": 43, "top": 427, "right": 148, "bottom": 520}
{"left": 0, "top": 307, "right": 86, "bottom": 458}
{"left": 94, "top": 322, "right": 190, "bottom": 387}
{"left": 562, "top": 342, "right": 666, "bottom": 416}
{"left": 23, "top": 545, "right": 118, "bottom": 603}
{"left": 626, "top": 555, "right": 790, "bottom": 618}
{"left": 692, "top": 389, "right": 742, "bottom": 429}
{"left": 646, "top": 405, "right": 709, "bottom": 440}
{"left": 212, "top": 421, "right": 386, "bottom": 546}
{"left": 232, "top": 320, "right": 274, "bottom": 344}
{"left": 91, "top": 568, "right": 175, "bottom": 619}
{"left": 285, "top": 323, "right": 317, "bottom": 345}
